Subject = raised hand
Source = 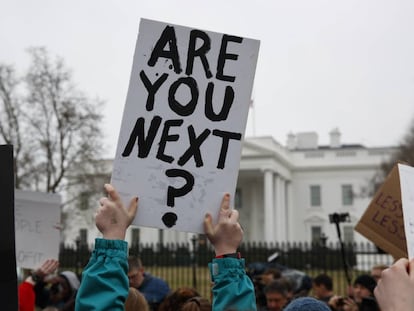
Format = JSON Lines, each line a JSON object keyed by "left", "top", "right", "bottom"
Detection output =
{"left": 204, "top": 193, "right": 243, "bottom": 256}
{"left": 374, "top": 258, "right": 414, "bottom": 311}
{"left": 35, "top": 258, "right": 59, "bottom": 278}
{"left": 96, "top": 184, "right": 138, "bottom": 240}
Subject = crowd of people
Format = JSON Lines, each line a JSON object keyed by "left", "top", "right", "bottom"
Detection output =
{"left": 17, "top": 183, "right": 414, "bottom": 311}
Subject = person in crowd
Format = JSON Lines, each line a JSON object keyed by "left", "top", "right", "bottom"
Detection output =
{"left": 312, "top": 273, "right": 334, "bottom": 304}
{"left": 74, "top": 184, "right": 256, "bottom": 311}
{"left": 283, "top": 297, "right": 330, "bottom": 311}
{"left": 291, "top": 274, "right": 312, "bottom": 299}
{"left": 262, "top": 278, "right": 290, "bottom": 311}
{"left": 254, "top": 268, "right": 283, "bottom": 309}
{"left": 374, "top": 257, "right": 414, "bottom": 310}
{"left": 29, "top": 267, "right": 79, "bottom": 311}
{"left": 181, "top": 296, "right": 211, "bottom": 311}
{"left": 128, "top": 255, "right": 170, "bottom": 310}
{"left": 74, "top": 183, "right": 138, "bottom": 311}
{"left": 260, "top": 268, "right": 282, "bottom": 287}
{"left": 157, "top": 287, "right": 210, "bottom": 311}
{"left": 329, "top": 274, "right": 379, "bottom": 311}
{"left": 280, "top": 277, "right": 298, "bottom": 301}
{"left": 18, "top": 258, "right": 59, "bottom": 311}
{"left": 125, "top": 287, "right": 150, "bottom": 311}
{"left": 352, "top": 274, "right": 378, "bottom": 310}
{"left": 204, "top": 192, "right": 256, "bottom": 310}
{"left": 45, "top": 271, "right": 80, "bottom": 310}
{"left": 370, "top": 263, "right": 388, "bottom": 283}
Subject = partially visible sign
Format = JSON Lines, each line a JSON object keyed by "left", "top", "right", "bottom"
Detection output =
{"left": 398, "top": 163, "right": 414, "bottom": 259}
{"left": 355, "top": 163, "right": 414, "bottom": 260}
{"left": 355, "top": 164, "right": 406, "bottom": 259}
{"left": 111, "top": 18, "right": 260, "bottom": 233}
{"left": 15, "top": 189, "right": 61, "bottom": 269}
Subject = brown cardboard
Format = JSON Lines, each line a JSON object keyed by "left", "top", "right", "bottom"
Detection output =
{"left": 355, "top": 164, "right": 407, "bottom": 259}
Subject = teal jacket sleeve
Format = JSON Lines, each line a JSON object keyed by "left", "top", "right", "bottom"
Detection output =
{"left": 209, "top": 258, "right": 257, "bottom": 311}
{"left": 75, "top": 238, "right": 129, "bottom": 311}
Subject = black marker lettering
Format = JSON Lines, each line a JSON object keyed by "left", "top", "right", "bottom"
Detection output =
{"left": 156, "top": 119, "right": 183, "bottom": 163}
{"left": 178, "top": 126, "right": 211, "bottom": 167}
{"left": 205, "top": 82, "right": 234, "bottom": 121}
{"left": 122, "top": 116, "right": 162, "bottom": 158}
{"left": 139, "top": 71, "right": 168, "bottom": 111}
{"left": 148, "top": 25, "right": 182, "bottom": 74}
{"left": 212, "top": 129, "right": 242, "bottom": 169}
{"left": 186, "top": 30, "right": 213, "bottom": 78}
{"left": 168, "top": 77, "right": 198, "bottom": 116}
{"left": 216, "top": 35, "right": 243, "bottom": 82}
{"left": 166, "top": 169, "right": 195, "bottom": 207}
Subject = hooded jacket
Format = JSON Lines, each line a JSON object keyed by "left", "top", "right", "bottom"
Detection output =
{"left": 75, "top": 238, "right": 256, "bottom": 311}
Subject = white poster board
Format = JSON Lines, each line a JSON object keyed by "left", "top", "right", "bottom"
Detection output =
{"left": 15, "top": 189, "right": 61, "bottom": 269}
{"left": 111, "top": 18, "right": 260, "bottom": 233}
{"left": 398, "top": 163, "right": 414, "bottom": 259}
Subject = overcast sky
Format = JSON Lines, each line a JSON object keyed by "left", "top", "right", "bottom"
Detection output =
{"left": 1, "top": 0, "right": 414, "bottom": 157}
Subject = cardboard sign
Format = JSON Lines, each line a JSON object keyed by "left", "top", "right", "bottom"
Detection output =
{"left": 398, "top": 163, "right": 414, "bottom": 259}
{"left": 355, "top": 163, "right": 410, "bottom": 259}
{"left": 15, "top": 189, "right": 61, "bottom": 269}
{"left": 111, "top": 18, "right": 260, "bottom": 233}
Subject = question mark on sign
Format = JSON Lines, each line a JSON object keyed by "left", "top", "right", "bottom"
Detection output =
{"left": 162, "top": 169, "right": 195, "bottom": 228}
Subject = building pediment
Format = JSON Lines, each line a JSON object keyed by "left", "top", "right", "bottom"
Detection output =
{"left": 304, "top": 214, "right": 327, "bottom": 223}
{"left": 242, "top": 138, "right": 276, "bottom": 157}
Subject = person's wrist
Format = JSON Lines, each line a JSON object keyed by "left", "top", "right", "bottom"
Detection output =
{"left": 102, "top": 228, "right": 126, "bottom": 240}
{"left": 215, "top": 252, "right": 241, "bottom": 259}
{"left": 214, "top": 247, "right": 238, "bottom": 257}
{"left": 30, "top": 272, "right": 42, "bottom": 284}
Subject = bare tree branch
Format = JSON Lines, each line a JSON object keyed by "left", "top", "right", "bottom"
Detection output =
{"left": 0, "top": 47, "right": 105, "bottom": 196}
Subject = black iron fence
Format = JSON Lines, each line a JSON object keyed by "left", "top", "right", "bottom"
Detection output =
{"left": 59, "top": 240, "right": 393, "bottom": 300}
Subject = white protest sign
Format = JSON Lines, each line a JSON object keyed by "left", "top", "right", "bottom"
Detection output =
{"left": 398, "top": 163, "right": 414, "bottom": 259}
{"left": 111, "top": 18, "right": 260, "bottom": 233}
{"left": 15, "top": 189, "right": 61, "bottom": 269}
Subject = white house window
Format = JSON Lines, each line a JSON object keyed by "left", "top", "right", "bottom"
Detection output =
{"left": 343, "top": 225, "right": 354, "bottom": 244}
{"left": 79, "top": 192, "right": 90, "bottom": 211}
{"left": 342, "top": 184, "right": 353, "bottom": 206}
{"left": 310, "top": 185, "right": 321, "bottom": 206}
{"left": 311, "top": 226, "right": 322, "bottom": 244}
{"left": 235, "top": 188, "right": 242, "bottom": 209}
{"left": 131, "top": 228, "right": 140, "bottom": 245}
{"left": 79, "top": 228, "right": 88, "bottom": 246}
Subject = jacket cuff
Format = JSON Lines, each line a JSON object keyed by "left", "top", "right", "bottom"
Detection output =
{"left": 209, "top": 257, "right": 246, "bottom": 282}
{"left": 94, "top": 238, "right": 128, "bottom": 255}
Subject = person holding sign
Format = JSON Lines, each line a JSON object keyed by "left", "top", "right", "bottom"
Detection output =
{"left": 205, "top": 192, "right": 256, "bottom": 310}
{"left": 74, "top": 184, "right": 137, "bottom": 311}
{"left": 74, "top": 184, "right": 256, "bottom": 311}
{"left": 18, "top": 258, "right": 59, "bottom": 311}
{"left": 127, "top": 255, "right": 170, "bottom": 310}
{"left": 374, "top": 257, "right": 414, "bottom": 311}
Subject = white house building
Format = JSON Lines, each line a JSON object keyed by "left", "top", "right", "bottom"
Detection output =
{"left": 62, "top": 129, "right": 397, "bottom": 247}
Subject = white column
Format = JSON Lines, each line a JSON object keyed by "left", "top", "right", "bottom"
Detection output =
{"left": 250, "top": 184, "right": 260, "bottom": 241}
{"left": 286, "top": 181, "right": 293, "bottom": 241}
{"left": 264, "top": 170, "right": 274, "bottom": 242}
{"left": 274, "top": 175, "right": 282, "bottom": 240}
{"left": 279, "top": 178, "right": 286, "bottom": 240}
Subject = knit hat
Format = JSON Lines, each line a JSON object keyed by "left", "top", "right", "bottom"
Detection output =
{"left": 354, "top": 274, "right": 377, "bottom": 294}
{"left": 60, "top": 271, "right": 80, "bottom": 291}
{"left": 284, "top": 297, "right": 330, "bottom": 311}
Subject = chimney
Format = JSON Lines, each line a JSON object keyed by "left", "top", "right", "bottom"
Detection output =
{"left": 329, "top": 128, "right": 341, "bottom": 148}
{"left": 286, "top": 132, "right": 296, "bottom": 150}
